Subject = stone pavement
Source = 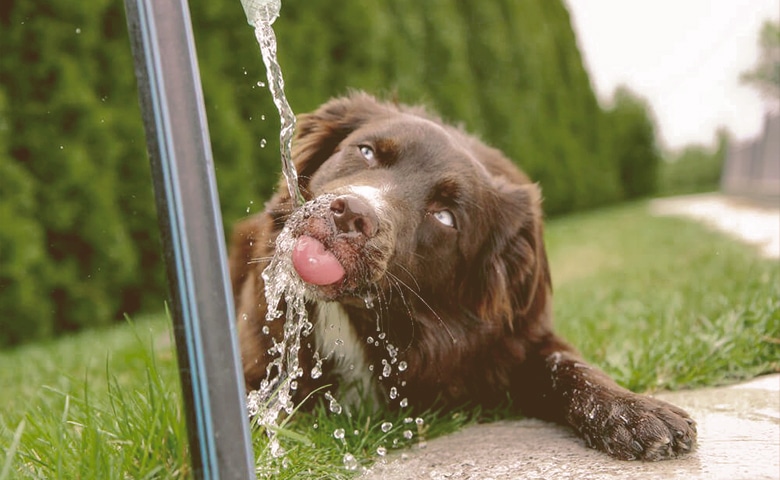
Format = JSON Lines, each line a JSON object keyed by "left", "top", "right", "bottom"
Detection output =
{"left": 650, "top": 193, "right": 779, "bottom": 259}
{"left": 362, "top": 375, "right": 779, "bottom": 480}
{"left": 362, "top": 195, "right": 780, "bottom": 480}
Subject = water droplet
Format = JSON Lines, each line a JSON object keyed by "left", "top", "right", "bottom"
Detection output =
{"left": 342, "top": 453, "right": 358, "bottom": 471}
{"left": 415, "top": 417, "right": 424, "bottom": 427}
{"left": 289, "top": 380, "right": 297, "bottom": 390}
{"left": 257, "top": 80, "right": 266, "bottom": 88}
{"left": 333, "top": 428, "right": 345, "bottom": 440}
{"left": 404, "top": 417, "right": 414, "bottom": 424}
{"left": 403, "top": 429, "right": 413, "bottom": 440}
{"left": 378, "top": 332, "right": 386, "bottom": 340}
{"left": 324, "top": 391, "right": 342, "bottom": 414}
{"left": 381, "top": 421, "right": 393, "bottom": 433}
{"left": 260, "top": 138, "right": 267, "bottom": 148}
{"left": 400, "top": 398, "right": 409, "bottom": 408}
{"left": 261, "top": 114, "right": 266, "bottom": 120}
{"left": 377, "top": 446, "right": 387, "bottom": 456}
{"left": 312, "top": 423, "right": 318, "bottom": 429}
{"left": 389, "top": 387, "right": 398, "bottom": 399}
{"left": 353, "top": 429, "right": 359, "bottom": 436}
{"left": 398, "top": 361, "right": 408, "bottom": 372}
{"left": 310, "top": 364, "right": 322, "bottom": 379}
{"left": 367, "top": 336, "right": 374, "bottom": 344}
{"left": 75, "top": 27, "right": 81, "bottom": 34}
{"left": 364, "top": 296, "right": 375, "bottom": 309}
{"left": 382, "top": 360, "right": 392, "bottom": 378}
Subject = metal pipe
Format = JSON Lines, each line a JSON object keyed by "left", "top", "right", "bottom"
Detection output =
{"left": 123, "top": 0, "right": 256, "bottom": 478}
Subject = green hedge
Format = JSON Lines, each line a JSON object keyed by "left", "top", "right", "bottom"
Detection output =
{"left": 0, "top": 0, "right": 659, "bottom": 345}
{"left": 606, "top": 86, "right": 662, "bottom": 199}
{"left": 659, "top": 131, "right": 727, "bottom": 196}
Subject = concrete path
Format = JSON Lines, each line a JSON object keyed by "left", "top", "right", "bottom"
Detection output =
{"left": 650, "top": 193, "right": 779, "bottom": 259}
{"left": 363, "top": 375, "right": 779, "bottom": 480}
{"left": 362, "top": 195, "right": 780, "bottom": 480}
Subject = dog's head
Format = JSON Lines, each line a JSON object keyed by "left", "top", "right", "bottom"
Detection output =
{"left": 268, "top": 92, "right": 550, "bottom": 329}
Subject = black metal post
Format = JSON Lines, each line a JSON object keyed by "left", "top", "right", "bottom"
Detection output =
{"left": 123, "top": 0, "right": 257, "bottom": 478}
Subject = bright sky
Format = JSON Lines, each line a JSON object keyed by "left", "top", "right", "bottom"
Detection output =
{"left": 565, "top": 0, "right": 780, "bottom": 150}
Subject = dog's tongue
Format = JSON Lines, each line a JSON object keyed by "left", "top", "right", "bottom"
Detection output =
{"left": 292, "top": 236, "right": 345, "bottom": 286}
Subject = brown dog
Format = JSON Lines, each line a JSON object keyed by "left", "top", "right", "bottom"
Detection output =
{"left": 229, "top": 92, "right": 696, "bottom": 460}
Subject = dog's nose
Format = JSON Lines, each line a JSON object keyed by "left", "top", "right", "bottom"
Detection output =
{"left": 330, "top": 195, "right": 378, "bottom": 238}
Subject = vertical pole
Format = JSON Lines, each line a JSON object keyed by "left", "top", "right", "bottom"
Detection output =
{"left": 123, "top": 0, "right": 257, "bottom": 478}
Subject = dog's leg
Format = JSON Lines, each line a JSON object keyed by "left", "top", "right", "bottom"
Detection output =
{"left": 516, "top": 338, "right": 697, "bottom": 461}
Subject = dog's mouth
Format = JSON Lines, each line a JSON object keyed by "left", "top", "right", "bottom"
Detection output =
{"left": 285, "top": 193, "right": 391, "bottom": 302}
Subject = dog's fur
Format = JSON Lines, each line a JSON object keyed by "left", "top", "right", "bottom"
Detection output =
{"left": 229, "top": 92, "right": 696, "bottom": 461}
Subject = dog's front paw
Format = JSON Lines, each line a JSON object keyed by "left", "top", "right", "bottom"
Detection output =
{"left": 572, "top": 393, "right": 697, "bottom": 461}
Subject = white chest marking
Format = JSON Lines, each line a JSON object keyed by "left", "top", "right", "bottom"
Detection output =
{"left": 314, "top": 302, "right": 378, "bottom": 407}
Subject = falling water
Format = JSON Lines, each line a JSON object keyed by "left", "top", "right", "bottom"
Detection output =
{"left": 241, "top": 0, "right": 305, "bottom": 206}
{"left": 240, "top": 0, "right": 310, "bottom": 459}
{"left": 245, "top": 201, "right": 320, "bottom": 457}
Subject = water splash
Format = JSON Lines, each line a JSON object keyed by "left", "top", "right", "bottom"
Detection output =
{"left": 244, "top": 203, "right": 324, "bottom": 450}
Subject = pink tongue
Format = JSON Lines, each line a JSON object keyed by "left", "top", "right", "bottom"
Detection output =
{"left": 292, "top": 236, "right": 346, "bottom": 286}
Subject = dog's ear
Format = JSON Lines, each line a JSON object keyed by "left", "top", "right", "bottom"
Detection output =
{"left": 470, "top": 181, "right": 551, "bottom": 328}
{"left": 292, "top": 92, "right": 392, "bottom": 196}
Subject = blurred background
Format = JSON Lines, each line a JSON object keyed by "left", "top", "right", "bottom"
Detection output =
{"left": 0, "top": 0, "right": 777, "bottom": 347}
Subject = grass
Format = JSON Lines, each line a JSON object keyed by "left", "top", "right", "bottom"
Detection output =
{"left": 1, "top": 201, "right": 778, "bottom": 478}
{"left": 0, "top": 317, "right": 188, "bottom": 479}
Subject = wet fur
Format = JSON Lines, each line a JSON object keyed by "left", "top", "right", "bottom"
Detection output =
{"left": 229, "top": 92, "right": 696, "bottom": 461}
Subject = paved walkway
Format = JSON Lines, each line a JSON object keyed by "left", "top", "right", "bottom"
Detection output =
{"left": 650, "top": 193, "right": 779, "bottom": 259}
{"left": 363, "top": 194, "right": 780, "bottom": 480}
{"left": 363, "top": 375, "right": 779, "bottom": 480}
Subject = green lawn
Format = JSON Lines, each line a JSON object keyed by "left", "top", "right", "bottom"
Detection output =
{"left": 1, "top": 201, "right": 778, "bottom": 479}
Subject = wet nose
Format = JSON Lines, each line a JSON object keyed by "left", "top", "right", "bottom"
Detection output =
{"left": 330, "top": 195, "right": 379, "bottom": 238}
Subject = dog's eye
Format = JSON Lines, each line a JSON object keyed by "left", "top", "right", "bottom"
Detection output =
{"left": 431, "top": 210, "right": 456, "bottom": 228}
{"left": 358, "top": 145, "right": 376, "bottom": 164}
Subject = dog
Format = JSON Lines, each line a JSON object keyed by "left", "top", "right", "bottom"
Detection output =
{"left": 229, "top": 92, "right": 696, "bottom": 461}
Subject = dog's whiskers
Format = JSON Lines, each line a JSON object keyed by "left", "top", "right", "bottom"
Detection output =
{"left": 247, "top": 256, "right": 274, "bottom": 265}
{"left": 383, "top": 274, "right": 417, "bottom": 352}
{"left": 386, "top": 271, "right": 456, "bottom": 345}
{"left": 393, "top": 264, "right": 421, "bottom": 292}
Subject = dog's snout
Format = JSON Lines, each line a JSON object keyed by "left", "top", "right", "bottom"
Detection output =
{"left": 330, "top": 195, "right": 378, "bottom": 238}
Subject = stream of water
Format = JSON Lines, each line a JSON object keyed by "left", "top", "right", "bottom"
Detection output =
{"left": 243, "top": 0, "right": 305, "bottom": 206}
{"left": 240, "top": 0, "right": 310, "bottom": 459}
